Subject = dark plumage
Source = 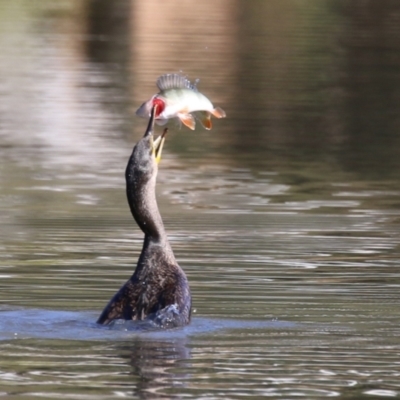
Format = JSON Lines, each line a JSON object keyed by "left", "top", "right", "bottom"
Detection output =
{"left": 97, "top": 106, "right": 191, "bottom": 328}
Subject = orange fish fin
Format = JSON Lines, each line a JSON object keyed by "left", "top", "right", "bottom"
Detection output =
{"left": 211, "top": 107, "right": 226, "bottom": 119}
{"left": 178, "top": 113, "right": 196, "bottom": 130}
{"left": 199, "top": 112, "right": 212, "bottom": 130}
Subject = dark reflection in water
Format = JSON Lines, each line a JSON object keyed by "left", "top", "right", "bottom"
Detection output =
{"left": 339, "top": 1, "right": 400, "bottom": 178}
{"left": 85, "top": 0, "right": 134, "bottom": 140}
{"left": 86, "top": 0, "right": 131, "bottom": 65}
{"left": 122, "top": 338, "right": 191, "bottom": 400}
{"left": 230, "top": 0, "right": 400, "bottom": 180}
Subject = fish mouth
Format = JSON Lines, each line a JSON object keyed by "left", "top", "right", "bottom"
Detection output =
{"left": 145, "top": 105, "right": 168, "bottom": 164}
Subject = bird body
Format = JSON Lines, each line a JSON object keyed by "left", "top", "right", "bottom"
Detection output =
{"left": 97, "top": 107, "right": 191, "bottom": 328}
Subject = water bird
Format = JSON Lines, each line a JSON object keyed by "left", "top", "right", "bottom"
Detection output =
{"left": 97, "top": 105, "right": 191, "bottom": 328}
{"left": 136, "top": 73, "right": 226, "bottom": 130}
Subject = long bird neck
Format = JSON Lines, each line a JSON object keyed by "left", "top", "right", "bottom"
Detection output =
{"left": 125, "top": 157, "right": 167, "bottom": 245}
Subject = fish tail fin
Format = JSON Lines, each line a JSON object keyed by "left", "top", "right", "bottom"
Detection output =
{"left": 198, "top": 112, "right": 212, "bottom": 130}
{"left": 178, "top": 113, "right": 196, "bottom": 130}
{"left": 211, "top": 107, "right": 226, "bottom": 119}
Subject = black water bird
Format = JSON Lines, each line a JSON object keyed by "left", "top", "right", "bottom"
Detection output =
{"left": 97, "top": 106, "right": 191, "bottom": 328}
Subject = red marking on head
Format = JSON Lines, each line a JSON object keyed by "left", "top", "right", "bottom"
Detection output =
{"left": 152, "top": 97, "right": 165, "bottom": 117}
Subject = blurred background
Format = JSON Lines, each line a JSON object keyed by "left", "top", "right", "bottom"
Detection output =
{"left": 1, "top": 0, "right": 400, "bottom": 173}
{"left": 0, "top": 0, "right": 400, "bottom": 398}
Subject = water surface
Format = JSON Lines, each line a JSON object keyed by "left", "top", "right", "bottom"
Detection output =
{"left": 0, "top": 0, "right": 400, "bottom": 398}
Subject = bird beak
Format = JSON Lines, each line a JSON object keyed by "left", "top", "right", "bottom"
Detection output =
{"left": 143, "top": 104, "right": 167, "bottom": 164}
{"left": 153, "top": 128, "right": 168, "bottom": 164}
{"left": 144, "top": 104, "right": 158, "bottom": 138}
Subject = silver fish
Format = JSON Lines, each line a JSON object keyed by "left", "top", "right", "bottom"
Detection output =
{"left": 136, "top": 74, "right": 226, "bottom": 130}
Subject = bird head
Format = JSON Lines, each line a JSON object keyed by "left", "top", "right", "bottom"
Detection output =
{"left": 129, "top": 105, "right": 167, "bottom": 183}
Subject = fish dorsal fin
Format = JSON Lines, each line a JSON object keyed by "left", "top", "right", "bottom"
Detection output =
{"left": 156, "top": 74, "right": 197, "bottom": 91}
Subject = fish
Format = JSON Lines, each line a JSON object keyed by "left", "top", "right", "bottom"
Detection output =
{"left": 136, "top": 73, "right": 226, "bottom": 130}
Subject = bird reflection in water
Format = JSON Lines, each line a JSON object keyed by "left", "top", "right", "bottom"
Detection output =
{"left": 121, "top": 338, "right": 191, "bottom": 399}
{"left": 97, "top": 105, "right": 191, "bottom": 328}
